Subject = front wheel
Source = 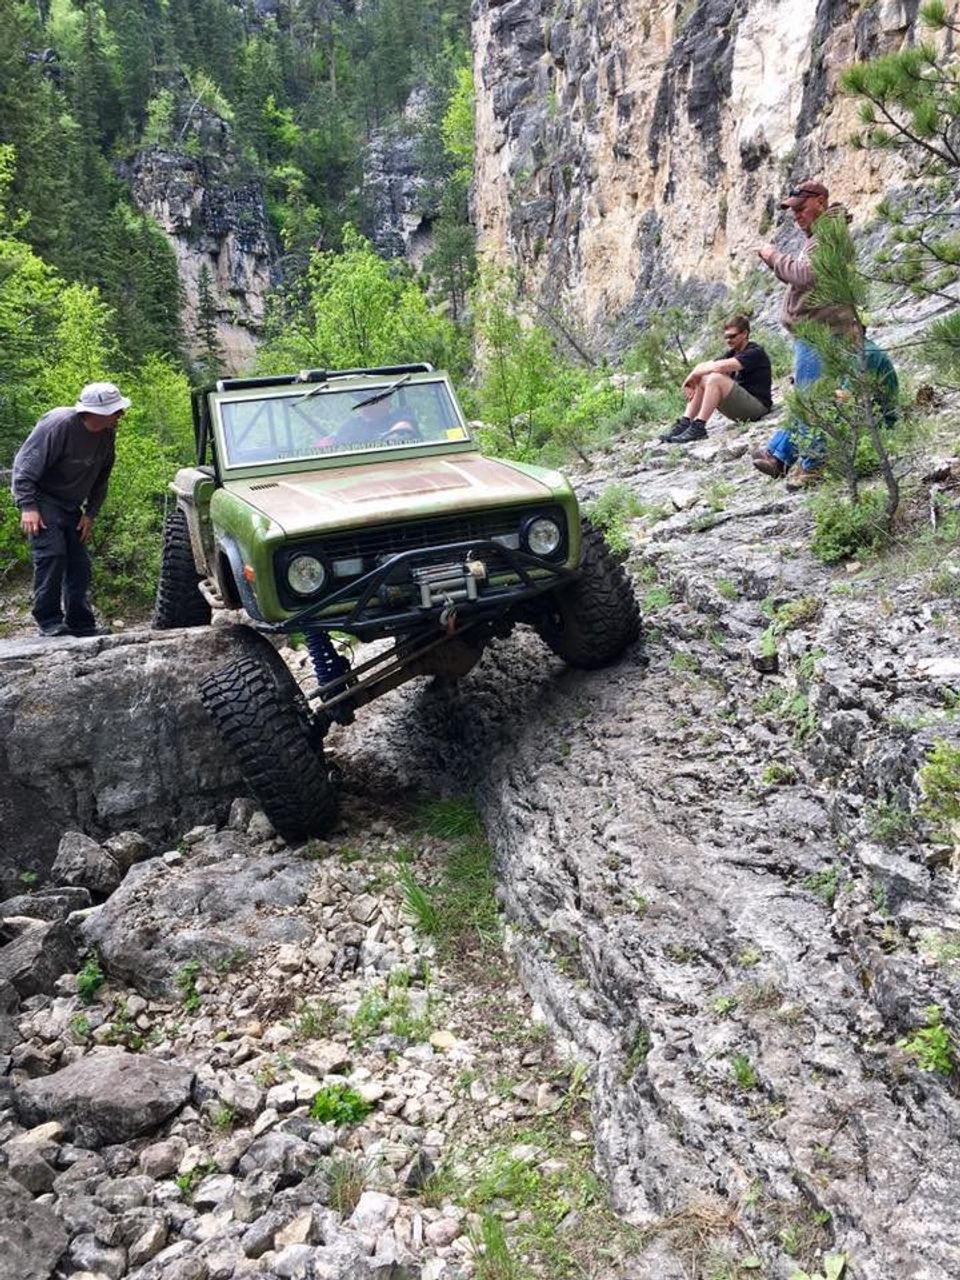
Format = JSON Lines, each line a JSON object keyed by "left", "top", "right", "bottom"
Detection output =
{"left": 153, "top": 508, "right": 211, "bottom": 629}
{"left": 534, "top": 520, "right": 641, "bottom": 669}
{"left": 199, "top": 630, "right": 338, "bottom": 842}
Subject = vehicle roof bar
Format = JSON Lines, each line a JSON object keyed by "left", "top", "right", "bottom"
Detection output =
{"left": 215, "top": 363, "right": 433, "bottom": 393}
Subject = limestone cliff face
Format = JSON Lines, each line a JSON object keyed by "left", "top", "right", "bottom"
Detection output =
{"left": 127, "top": 140, "right": 275, "bottom": 373}
{"left": 473, "top": 0, "right": 923, "bottom": 340}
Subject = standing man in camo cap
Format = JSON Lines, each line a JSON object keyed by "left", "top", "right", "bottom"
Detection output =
{"left": 11, "top": 381, "right": 130, "bottom": 637}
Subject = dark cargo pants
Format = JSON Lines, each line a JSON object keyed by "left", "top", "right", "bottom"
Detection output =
{"left": 29, "top": 500, "right": 97, "bottom": 633}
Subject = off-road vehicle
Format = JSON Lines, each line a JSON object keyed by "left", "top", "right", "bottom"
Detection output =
{"left": 155, "top": 364, "right": 640, "bottom": 838}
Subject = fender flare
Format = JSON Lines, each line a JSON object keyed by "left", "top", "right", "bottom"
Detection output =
{"left": 217, "top": 536, "right": 266, "bottom": 621}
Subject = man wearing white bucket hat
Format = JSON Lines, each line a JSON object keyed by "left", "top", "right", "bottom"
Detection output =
{"left": 11, "top": 381, "right": 130, "bottom": 637}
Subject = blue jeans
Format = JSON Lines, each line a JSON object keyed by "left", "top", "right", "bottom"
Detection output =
{"left": 766, "top": 340, "right": 824, "bottom": 472}
{"left": 29, "top": 500, "right": 96, "bottom": 633}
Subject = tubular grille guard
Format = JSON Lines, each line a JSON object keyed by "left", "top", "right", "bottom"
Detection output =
{"left": 267, "top": 538, "right": 578, "bottom": 637}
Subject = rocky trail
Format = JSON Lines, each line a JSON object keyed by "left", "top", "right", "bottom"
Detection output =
{"left": 2, "top": 410, "right": 959, "bottom": 1280}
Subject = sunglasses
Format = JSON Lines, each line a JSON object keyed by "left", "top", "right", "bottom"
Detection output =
{"left": 723, "top": 331, "right": 741, "bottom": 340}
{"left": 788, "top": 188, "right": 819, "bottom": 200}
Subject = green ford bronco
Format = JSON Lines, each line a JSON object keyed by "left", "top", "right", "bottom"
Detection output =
{"left": 155, "top": 364, "right": 640, "bottom": 839}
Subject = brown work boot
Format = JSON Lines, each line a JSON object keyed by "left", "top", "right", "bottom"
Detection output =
{"left": 786, "top": 467, "right": 824, "bottom": 490}
{"left": 751, "top": 448, "right": 786, "bottom": 478}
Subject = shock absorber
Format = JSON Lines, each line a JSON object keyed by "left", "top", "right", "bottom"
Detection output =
{"left": 304, "top": 627, "right": 354, "bottom": 724}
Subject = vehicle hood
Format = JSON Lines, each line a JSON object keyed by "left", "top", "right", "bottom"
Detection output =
{"left": 225, "top": 454, "right": 557, "bottom": 536}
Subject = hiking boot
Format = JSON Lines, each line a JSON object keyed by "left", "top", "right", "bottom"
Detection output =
{"left": 786, "top": 467, "right": 824, "bottom": 490}
{"left": 672, "top": 418, "right": 708, "bottom": 444}
{"left": 69, "top": 627, "right": 109, "bottom": 637}
{"left": 37, "top": 622, "right": 71, "bottom": 637}
{"left": 751, "top": 448, "right": 786, "bottom": 479}
{"left": 659, "top": 417, "right": 691, "bottom": 443}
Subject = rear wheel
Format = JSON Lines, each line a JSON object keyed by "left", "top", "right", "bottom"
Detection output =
{"left": 153, "top": 508, "right": 211, "bottom": 629}
{"left": 535, "top": 519, "right": 641, "bottom": 669}
{"left": 199, "top": 629, "right": 338, "bottom": 841}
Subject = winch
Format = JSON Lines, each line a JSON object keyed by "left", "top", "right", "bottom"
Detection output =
{"left": 412, "top": 558, "right": 486, "bottom": 609}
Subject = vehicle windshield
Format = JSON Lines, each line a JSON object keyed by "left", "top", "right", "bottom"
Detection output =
{"left": 217, "top": 379, "right": 470, "bottom": 468}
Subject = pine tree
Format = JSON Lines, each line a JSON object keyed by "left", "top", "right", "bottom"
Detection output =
{"left": 788, "top": 214, "right": 902, "bottom": 543}
{"left": 841, "top": 0, "right": 960, "bottom": 383}
{"left": 194, "top": 263, "right": 224, "bottom": 382}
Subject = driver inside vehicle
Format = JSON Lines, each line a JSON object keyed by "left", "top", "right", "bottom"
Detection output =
{"left": 316, "top": 393, "right": 423, "bottom": 450}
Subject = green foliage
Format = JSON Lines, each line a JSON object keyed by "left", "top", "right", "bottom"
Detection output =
{"left": 621, "top": 306, "right": 693, "bottom": 390}
{"left": 175, "top": 960, "right": 202, "bottom": 1014}
{"left": 351, "top": 968, "right": 434, "bottom": 1044}
{"left": 584, "top": 483, "right": 642, "bottom": 555}
{"left": 801, "top": 866, "right": 841, "bottom": 906}
{"left": 398, "top": 799, "right": 500, "bottom": 955}
{"left": 865, "top": 800, "right": 914, "bottom": 844}
{"left": 809, "top": 486, "right": 891, "bottom": 564}
{"left": 471, "top": 1213, "right": 524, "bottom": 1280}
{"left": 260, "top": 224, "right": 465, "bottom": 376}
{"left": 419, "top": 796, "right": 484, "bottom": 840}
{"left": 898, "top": 1004, "right": 956, "bottom": 1074}
{"left": 77, "top": 954, "right": 105, "bottom": 1003}
{"left": 730, "top": 1053, "right": 759, "bottom": 1090}
{"left": 789, "top": 1253, "right": 846, "bottom": 1280}
{"left": 918, "top": 739, "right": 960, "bottom": 838}
{"left": 326, "top": 1153, "right": 368, "bottom": 1217}
{"left": 840, "top": 4, "right": 960, "bottom": 382}
{"left": 308, "top": 1082, "right": 373, "bottom": 1126}
{"left": 761, "top": 760, "right": 797, "bottom": 786}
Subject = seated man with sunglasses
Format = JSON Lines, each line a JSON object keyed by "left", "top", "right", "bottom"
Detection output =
{"left": 661, "top": 313, "right": 773, "bottom": 444}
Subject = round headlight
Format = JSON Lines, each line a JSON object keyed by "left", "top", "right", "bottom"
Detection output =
{"left": 287, "top": 554, "right": 326, "bottom": 596}
{"left": 525, "top": 516, "right": 562, "bottom": 557}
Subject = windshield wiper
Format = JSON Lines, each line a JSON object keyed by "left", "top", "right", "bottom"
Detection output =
{"left": 351, "top": 373, "right": 411, "bottom": 412}
{"left": 296, "top": 381, "right": 339, "bottom": 403}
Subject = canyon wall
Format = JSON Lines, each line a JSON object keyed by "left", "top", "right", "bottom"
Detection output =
{"left": 473, "top": 0, "right": 925, "bottom": 340}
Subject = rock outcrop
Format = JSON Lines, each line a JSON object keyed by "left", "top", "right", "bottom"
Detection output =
{"left": 472, "top": 0, "right": 929, "bottom": 339}
{"left": 364, "top": 85, "right": 436, "bottom": 263}
{"left": 0, "top": 628, "right": 245, "bottom": 891}
{"left": 126, "top": 138, "right": 275, "bottom": 372}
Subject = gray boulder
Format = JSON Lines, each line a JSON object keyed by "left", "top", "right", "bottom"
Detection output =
{"left": 0, "top": 917, "right": 77, "bottom": 998}
{"left": 82, "top": 835, "right": 314, "bottom": 998}
{"left": 0, "top": 886, "right": 92, "bottom": 922}
{"left": 0, "top": 628, "right": 246, "bottom": 893}
{"left": 51, "top": 831, "right": 122, "bottom": 896}
{"left": 14, "top": 1049, "right": 194, "bottom": 1147}
{"left": 0, "top": 1173, "right": 68, "bottom": 1280}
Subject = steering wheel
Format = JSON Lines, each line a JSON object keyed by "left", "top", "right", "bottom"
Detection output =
{"left": 381, "top": 423, "right": 423, "bottom": 444}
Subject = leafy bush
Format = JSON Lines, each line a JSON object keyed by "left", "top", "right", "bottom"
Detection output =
{"left": 898, "top": 1004, "right": 956, "bottom": 1074}
{"left": 259, "top": 224, "right": 467, "bottom": 378}
{"left": 585, "top": 483, "right": 642, "bottom": 555}
{"left": 76, "top": 954, "right": 104, "bottom": 1003}
{"left": 309, "top": 1082, "right": 373, "bottom": 1126}
{"left": 809, "top": 486, "right": 890, "bottom": 563}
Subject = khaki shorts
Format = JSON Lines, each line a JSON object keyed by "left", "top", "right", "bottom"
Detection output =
{"left": 717, "top": 383, "right": 769, "bottom": 422}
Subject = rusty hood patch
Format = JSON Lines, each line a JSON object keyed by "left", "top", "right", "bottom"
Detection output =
{"left": 228, "top": 453, "right": 555, "bottom": 536}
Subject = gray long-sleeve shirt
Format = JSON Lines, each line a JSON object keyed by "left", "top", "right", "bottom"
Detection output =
{"left": 11, "top": 407, "right": 116, "bottom": 519}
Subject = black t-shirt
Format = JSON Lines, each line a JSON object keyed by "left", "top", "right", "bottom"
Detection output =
{"left": 724, "top": 341, "right": 772, "bottom": 410}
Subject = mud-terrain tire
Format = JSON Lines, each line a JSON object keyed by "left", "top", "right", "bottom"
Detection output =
{"left": 199, "top": 630, "right": 338, "bottom": 841}
{"left": 153, "top": 508, "right": 211, "bottom": 629}
{"left": 535, "top": 519, "right": 641, "bottom": 669}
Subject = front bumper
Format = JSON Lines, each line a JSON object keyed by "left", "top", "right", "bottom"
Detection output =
{"left": 262, "top": 538, "right": 578, "bottom": 639}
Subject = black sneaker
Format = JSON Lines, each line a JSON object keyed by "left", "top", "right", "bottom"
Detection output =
{"left": 659, "top": 417, "right": 691, "bottom": 443}
{"left": 38, "top": 622, "right": 71, "bottom": 637}
{"left": 69, "top": 627, "right": 109, "bottom": 637}
{"left": 672, "top": 419, "right": 708, "bottom": 443}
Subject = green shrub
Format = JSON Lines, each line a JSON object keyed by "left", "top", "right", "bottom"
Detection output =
{"left": 309, "top": 1082, "right": 373, "bottom": 1125}
{"left": 898, "top": 1005, "right": 956, "bottom": 1074}
{"left": 810, "top": 487, "right": 890, "bottom": 564}
{"left": 584, "top": 483, "right": 642, "bottom": 555}
{"left": 76, "top": 954, "right": 105, "bottom": 1003}
{"left": 918, "top": 739, "right": 960, "bottom": 838}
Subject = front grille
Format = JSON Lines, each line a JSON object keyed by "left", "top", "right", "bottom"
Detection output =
{"left": 274, "top": 505, "right": 568, "bottom": 611}
{"left": 320, "top": 507, "right": 559, "bottom": 562}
